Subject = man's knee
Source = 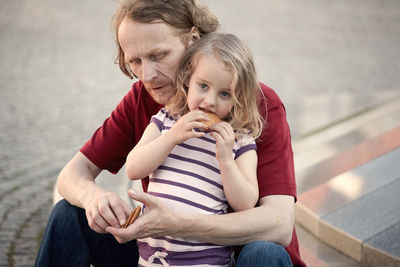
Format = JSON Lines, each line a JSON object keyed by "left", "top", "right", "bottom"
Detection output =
{"left": 244, "top": 240, "right": 286, "bottom": 256}
{"left": 35, "top": 200, "right": 90, "bottom": 267}
{"left": 236, "top": 241, "right": 293, "bottom": 267}
{"left": 49, "top": 199, "right": 84, "bottom": 229}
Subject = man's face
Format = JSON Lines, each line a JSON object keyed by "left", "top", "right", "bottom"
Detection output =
{"left": 118, "top": 18, "right": 190, "bottom": 105}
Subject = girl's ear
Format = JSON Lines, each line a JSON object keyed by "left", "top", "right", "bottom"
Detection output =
{"left": 188, "top": 27, "right": 200, "bottom": 46}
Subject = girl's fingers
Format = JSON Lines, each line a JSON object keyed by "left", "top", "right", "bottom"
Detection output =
{"left": 192, "top": 131, "right": 206, "bottom": 138}
{"left": 182, "top": 110, "right": 208, "bottom": 122}
{"left": 189, "top": 121, "right": 207, "bottom": 130}
{"left": 211, "top": 123, "right": 231, "bottom": 138}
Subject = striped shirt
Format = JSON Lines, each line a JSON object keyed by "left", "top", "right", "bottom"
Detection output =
{"left": 138, "top": 108, "right": 257, "bottom": 267}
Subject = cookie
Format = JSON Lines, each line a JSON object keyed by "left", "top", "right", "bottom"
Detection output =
{"left": 122, "top": 205, "right": 141, "bottom": 228}
{"left": 202, "top": 111, "right": 222, "bottom": 130}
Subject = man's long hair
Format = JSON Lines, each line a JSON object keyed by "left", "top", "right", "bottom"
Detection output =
{"left": 112, "top": 0, "right": 220, "bottom": 79}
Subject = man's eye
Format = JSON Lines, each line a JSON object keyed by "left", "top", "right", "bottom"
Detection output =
{"left": 150, "top": 52, "right": 167, "bottom": 61}
{"left": 131, "top": 59, "right": 141, "bottom": 66}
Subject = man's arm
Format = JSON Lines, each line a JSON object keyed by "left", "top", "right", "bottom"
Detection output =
{"left": 57, "top": 152, "right": 131, "bottom": 233}
{"left": 107, "top": 190, "right": 294, "bottom": 247}
{"left": 184, "top": 194, "right": 295, "bottom": 247}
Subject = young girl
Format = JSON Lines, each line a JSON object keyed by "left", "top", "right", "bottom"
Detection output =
{"left": 126, "top": 32, "right": 265, "bottom": 267}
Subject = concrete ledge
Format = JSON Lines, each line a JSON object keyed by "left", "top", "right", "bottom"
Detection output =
{"left": 294, "top": 97, "right": 400, "bottom": 266}
{"left": 318, "top": 221, "right": 362, "bottom": 262}
{"left": 363, "top": 244, "right": 400, "bottom": 267}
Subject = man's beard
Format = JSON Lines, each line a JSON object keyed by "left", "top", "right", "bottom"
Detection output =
{"left": 144, "top": 78, "right": 176, "bottom": 105}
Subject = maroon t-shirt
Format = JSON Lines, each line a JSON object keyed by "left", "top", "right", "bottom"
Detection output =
{"left": 80, "top": 81, "right": 305, "bottom": 266}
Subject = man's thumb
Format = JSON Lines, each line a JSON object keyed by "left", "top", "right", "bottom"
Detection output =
{"left": 128, "top": 189, "right": 152, "bottom": 206}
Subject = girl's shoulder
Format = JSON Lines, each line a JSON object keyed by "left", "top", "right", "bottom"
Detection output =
{"left": 233, "top": 132, "right": 257, "bottom": 159}
{"left": 234, "top": 131, "right": 256, "bottom": 148}
{"left": 152, "top": 108, "right": 181, "bottom": 129}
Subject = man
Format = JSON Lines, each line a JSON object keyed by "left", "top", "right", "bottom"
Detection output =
{"left": 35, "top": 0, "right": 305, "bottom": 266}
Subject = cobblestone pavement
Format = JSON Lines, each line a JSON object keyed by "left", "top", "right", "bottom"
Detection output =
{"left": 1, "top": 0, "right": 400, "bottom": 266}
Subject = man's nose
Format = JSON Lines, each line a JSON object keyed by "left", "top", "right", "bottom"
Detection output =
{"left": 140, "top": 60, "right": 158, "bottom": 82}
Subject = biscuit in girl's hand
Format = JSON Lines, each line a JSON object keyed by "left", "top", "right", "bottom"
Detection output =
{"left": 201, "top": 111, "right": 222, "bottom": 131}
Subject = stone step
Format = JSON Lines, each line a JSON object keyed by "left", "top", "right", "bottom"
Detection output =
{"left": 294, "top": 97, "right": 400, "bottom": 266}
{"left": 296, "top": 223, "right": 362, "bottom": 267}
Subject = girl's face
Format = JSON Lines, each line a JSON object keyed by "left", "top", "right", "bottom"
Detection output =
{"left": 187, "top": 54, "right": 235, "bottom": 120}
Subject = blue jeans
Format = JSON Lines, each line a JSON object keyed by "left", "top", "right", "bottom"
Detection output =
{"left": 35, "top": 200, "right": 292, "bottom": 267}
{"left": 34, "top": 199, "right": 139, "bottom": 267}
{"left": 236, "top": 241, "right": 293, "bottom": 267}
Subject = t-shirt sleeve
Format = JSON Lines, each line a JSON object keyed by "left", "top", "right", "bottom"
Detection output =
{"left": 256, "top": 83, "right": 297, "bottom": 200}
{"left": 233, "top": 134, "right": 257, "bottom": 160}
{"left": 80, "top": 88, "right": 136, "bottom": 174}
{"left": 80, "top": 81, "right": 162, "bottom": 175}
{"left": 150, "top": 108, "right": 168, "bottom": 132}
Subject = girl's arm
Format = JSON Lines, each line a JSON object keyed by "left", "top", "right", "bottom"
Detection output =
{"left": 126, "top": 122, "right": 169, "bottom": 180}
{"left": 211, "top": 123, "right": 259, "bottom": 211}
{"left": 126, "top": 110, "right": 207, "bottom": 180}
{"left": 219, "top": 150, "right": 258, "bottom": 211}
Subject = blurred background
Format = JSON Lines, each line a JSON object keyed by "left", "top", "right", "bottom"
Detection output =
{"left": 1, "top": 0, "right": 399, "bottom": 265}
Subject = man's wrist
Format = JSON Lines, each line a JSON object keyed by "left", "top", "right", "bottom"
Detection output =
{"left": 80, "top": 181, "right": 105, "bottom": 209}
{"left": 170, "top": 211, "right": 200, "bottom": 238}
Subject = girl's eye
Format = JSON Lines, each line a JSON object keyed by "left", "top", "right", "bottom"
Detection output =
{"left": 199, "top": 83, "right": 208, "bottom": 90}
{"left": 219, "top": 90, "right": 231, "bottom": 98}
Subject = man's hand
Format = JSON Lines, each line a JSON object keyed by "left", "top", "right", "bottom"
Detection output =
{"left": 57, "top": 152, "right": 133, "bottom": 234}
{"left": 84, "top": 191, "right": 132, "bottom": 233}
{"left": 106, "top": 189, "right": 180, "bottom": 243}
{"left": 106, "top": 190, "right": 295, "bottom": 247}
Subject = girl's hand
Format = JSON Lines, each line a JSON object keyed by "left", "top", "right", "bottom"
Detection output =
{"left": 167, "top": 110, "right": 207, "bottom": 145}
{"left": 210, "top": 122, "right": 235, "bottom": 161}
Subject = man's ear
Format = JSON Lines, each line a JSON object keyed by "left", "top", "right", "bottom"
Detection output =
{"left": 187, "top": 27, "right": 200, "bottom": 46}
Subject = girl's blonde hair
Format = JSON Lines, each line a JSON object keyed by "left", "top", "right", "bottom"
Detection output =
{"left": 168, "top": 32, "right": 266, "bottom": 139}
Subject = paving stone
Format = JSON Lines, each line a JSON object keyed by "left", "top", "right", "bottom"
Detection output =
{"left": 19, "top": 229, "right": 38, "bottom": 240}
{"left": 12, "top": 254, "right": 35, "bottom": 267}
{"left": 0, "top": 243, "right": 10, "bottom": 265}
{"left": 0, "top": 232, "right": 16, "bottom": 242}
{"left": 14, "top": 240, "right": 38, "bottom": 255}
